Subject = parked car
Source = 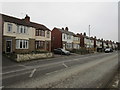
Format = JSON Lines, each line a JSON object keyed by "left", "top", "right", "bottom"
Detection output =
{"left": 104, "top": 48, "right": 113, "bottom": 53}
{"left": 53, "top": 48, "right": 70, "bottom": 55}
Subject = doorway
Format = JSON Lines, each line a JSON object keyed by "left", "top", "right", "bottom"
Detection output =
{"left": 6, "top": 40, "right": 12, "bottom": 53}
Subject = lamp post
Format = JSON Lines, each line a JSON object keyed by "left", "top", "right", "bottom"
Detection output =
{"left": 89, "top": 25, "right": 90, "bottom": 53}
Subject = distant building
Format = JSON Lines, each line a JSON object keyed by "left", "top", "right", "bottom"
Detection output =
{"left": 77, "top": 33, "right": 95, "bottom": 51}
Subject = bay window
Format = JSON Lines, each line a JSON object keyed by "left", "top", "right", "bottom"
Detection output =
{"left": 16, "top": 40, "right": 28, "bottom": 49}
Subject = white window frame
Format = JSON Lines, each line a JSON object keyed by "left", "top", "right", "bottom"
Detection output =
{"left": 16, "top": 39, "right": 29, "bottom": 49}
{"left": 17, "top": 25, "right": 28, "bottom": 34}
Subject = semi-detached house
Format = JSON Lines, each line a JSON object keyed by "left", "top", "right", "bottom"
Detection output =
{"left": 2, "top": 14, "right": 51, "bottom": 53}
{"left": 51, "top": 27, "right": 75, "bottom": 51}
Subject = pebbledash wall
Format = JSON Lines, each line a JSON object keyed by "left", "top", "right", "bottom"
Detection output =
{"left": 2, "top": 14, "right": 51, "bottom": 54}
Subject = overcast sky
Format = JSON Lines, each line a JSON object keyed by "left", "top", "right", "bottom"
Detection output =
{"left": 1, "top": 1, "right": 118, "bottom": 42}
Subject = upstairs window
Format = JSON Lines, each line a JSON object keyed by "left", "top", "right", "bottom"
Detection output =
{"left": 8, "top": 24, "right": 12, "bottom": 32}
{"left": 47, "top": 31, "right": 50, "bottom": 38}
{"left": 17, "top": 25, "right": 28, "bottom": 34}
{"left": 36, "top": 29, "right": 45, "bottom": 37}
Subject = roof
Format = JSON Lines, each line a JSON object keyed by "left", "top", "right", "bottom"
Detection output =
{"left": 1, "top": 14, "right": 50, "bottom": 31}
{"left": 54, "top": 27, "right": 75, "bottom": 35}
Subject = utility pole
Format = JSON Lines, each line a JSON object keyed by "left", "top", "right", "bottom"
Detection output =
{"left": 89, "top": 25, "right": 90, "bottom": 53}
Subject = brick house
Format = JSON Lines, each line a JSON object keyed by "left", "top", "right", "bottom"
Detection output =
{"left": 96, "top": 39, "right": 103, "bottom": 52}
{"left": 106, "top": 40, "right": 113, "bottom": 49}
{"left": 77, "top": 33, "right": 94, "bottom": 50}
{"left": 76, "top": 33, "right": 84, "bottom": 48}
{"left": 51, "top": 27, "right": 74, "bottom": 51}
{"left": 2, "top": 14, "right": 51, "bottom": 53}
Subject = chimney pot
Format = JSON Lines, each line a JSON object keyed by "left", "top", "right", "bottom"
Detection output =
{"left": 65, "top": 27, "right": 68, "bottom": 31}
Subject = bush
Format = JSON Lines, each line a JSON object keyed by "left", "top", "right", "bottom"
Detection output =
{"left": 70, "top": 48, "right": 89, "bottom": 54}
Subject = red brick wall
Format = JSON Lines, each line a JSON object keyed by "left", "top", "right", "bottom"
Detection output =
{"left": 80, "top": 35, "right": 84, "bottom": 48}
{"left": 51, "top": 28, "right": 62, "bottom": 51}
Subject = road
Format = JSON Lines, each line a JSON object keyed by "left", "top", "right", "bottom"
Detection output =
{"left": 2, "top": 51, "right": 119, "bottom": 88}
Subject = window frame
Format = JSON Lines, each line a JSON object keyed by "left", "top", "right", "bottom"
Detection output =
{"left": 16, "top": 39, "right": 29, "bottom": 49}
{"left": 17, "top": 25, "right": 28, "bottom": 34}
{"left": 7, "top": 23, "right": 12, "bottom": 33}
{"left": 35, "top": 41, "right": 45, "bottom": 49}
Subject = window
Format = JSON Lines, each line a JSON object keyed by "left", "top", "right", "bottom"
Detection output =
{"left": 36, "top": 30, "right": 45, "bottom": 37}
{"left": 41, "top": 30, "right": 45, "bottom": 36}
{"left": 69, "top": 35, "right": 71, "bottom": 39}
{"left": 47, "top": 31, "right": 50, "bottom": 38}
{"left": 64, "top": 34, "right": 65, "bottom": 39}
{"left": 8, "top": 24, "right": 12, "bottom": 32}
{"left": 17, "top": 25, "right": 28, "bottom": 34}
{"left": 16, "top": 40, "right": 28, "bottom": 49}
{"left": 35, "top": 41, "right": 45, "bottom": 49}
{"left": 67, "top": 34, "right": 69, "bottom": 39}
{"left": 20, "top": 26, "right": 23, "bottom": 33}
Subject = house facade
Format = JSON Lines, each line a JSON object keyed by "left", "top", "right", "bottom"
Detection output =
{"left": 51, "top": 27, "right": 75, "bottom": 51}
{"left": 103, "top": 40, "right": 108, "bottom": 49}
{"left": 77, "top": 33, "right": 95, "bottom": 50}
{"left": 2, "top": 14, "right": 51, "bottom": 53}
{"left": 73, "top": 34, "right": 80, "bottom": 49}
{"left": 96, "top": 39, "right": 103, "bottom": 52}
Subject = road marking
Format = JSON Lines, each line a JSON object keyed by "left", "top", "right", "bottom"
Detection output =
{"left": 46, "top": 70, "right": 59, "bottom": 75}
{"left": 62, "top": 63, "right": 68, "bottom": 68}
{"left": 29, "top": 68, "right": 36, "bottom": 78}
{"left": 0, "top": 86, "right": 4, "bottom": 89}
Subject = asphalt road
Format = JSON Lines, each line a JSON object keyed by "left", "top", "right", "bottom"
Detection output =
{"left": 2, "top": 51, "right": 118, "bottom": 88}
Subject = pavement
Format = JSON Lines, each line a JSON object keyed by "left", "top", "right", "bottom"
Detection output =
{"left": 1, "top": 51, "right": 118, "bottom": 88}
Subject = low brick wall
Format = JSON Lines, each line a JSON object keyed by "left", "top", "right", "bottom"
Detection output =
{"left": 16, "top": 53, "right": 53, "bottom": 62}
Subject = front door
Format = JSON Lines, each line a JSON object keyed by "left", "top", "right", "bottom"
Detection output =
{"left": 6, "top": 40, "right": 12, "bottom": 53}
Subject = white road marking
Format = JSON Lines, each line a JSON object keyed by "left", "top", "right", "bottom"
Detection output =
{"left": 0, "top": 86, "right": 4, "bottom": 89}
{"left": 46, "top": 70, "right": 59, "bottom": 75}
{"left": 62, "top": 63, "right": 68, "bottom": 68}
{"left": 29, "top": 68, "right": 36, "bottom": 78}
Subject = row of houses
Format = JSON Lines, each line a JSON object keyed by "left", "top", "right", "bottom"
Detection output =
{"left": 1, "top": 14, "right": 118, "bottom": 54}
{"left": 51, "top": 27, "right": 118, "bottom": 52}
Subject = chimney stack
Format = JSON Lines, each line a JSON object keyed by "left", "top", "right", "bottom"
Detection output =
{"left": 65, "top": 27, "right": 68, "bottom": 31}
{"left": 83, "top": 32, "right": 86, "bottom": 36}
{"left": 24, "top": 14, "right": 30, "bottom": 22}
{"left": 62, "top": 27, "right": 64, "bottom": 30}
{"left": 77, "top": 33, "right": 80, "bottom": 35}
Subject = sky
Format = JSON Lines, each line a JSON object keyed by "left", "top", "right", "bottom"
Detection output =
{"left": 0, "top": 1, "right": 119, "bottom": 42}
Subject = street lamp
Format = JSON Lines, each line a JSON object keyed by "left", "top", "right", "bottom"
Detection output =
{"left": 89, "top": 25, "right": 91, "bottom": 53}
